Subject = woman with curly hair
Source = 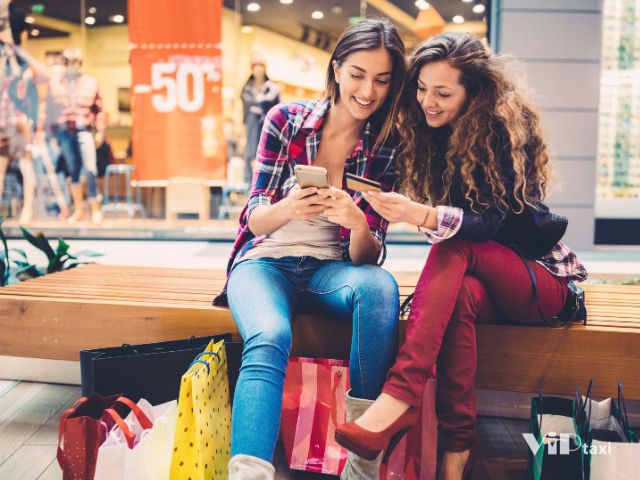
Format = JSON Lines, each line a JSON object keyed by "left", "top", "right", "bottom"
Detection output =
{"left": 335, "top": 33, "right": 587, "bottom": 479}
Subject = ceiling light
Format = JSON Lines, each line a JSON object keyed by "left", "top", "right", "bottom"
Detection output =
{"left": 110, "top": 14, "right": 125, "bottom": 23}
{"left": 25, "top": 16, "right": 35, "bottom": 24}
{"left": 88, "top": 6, "right": 97, "bottom": 14}
{"left": 247, "top": 2, "right": 260, "bottom": 12}
{"left": 331, "top": 5, "right": 343, "bottom": 14}
{"left": 280, "top": 0, "right": 293, "bottom": 4}
{"left": 415, "top": 0, "right": 430, "bottom": 10}
{"left": 30, "top": 29, "right": 40, "bottom": 36}
{"left": 462, "top": 0, "right": 473, "bottom": 3}
{"left": 85, "top": 16, "right": 96, "bottom": 25}
{"left": 472, "top": 4, "right": 485, "bottom": 13}
{"left": 452, "top": 15, "right": 464, "bottom": 23}
{"left": 311, "top": 10, "right": 324, "bottom": 20}
{"left": 241, "top": 26, "right": 253, "bottom": 34}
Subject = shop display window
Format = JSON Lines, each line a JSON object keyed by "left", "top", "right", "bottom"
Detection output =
{"left": 2, "top": 0, "right": 487, "bottom": 237}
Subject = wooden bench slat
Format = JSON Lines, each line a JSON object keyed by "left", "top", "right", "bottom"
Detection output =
{"left": 1, "top": 265, "right": 639, "bottom": 400}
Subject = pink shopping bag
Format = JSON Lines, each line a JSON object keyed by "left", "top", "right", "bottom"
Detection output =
{"left": 281, "top": 357, "right": 350, "bottom": 475}
{"left": 380, "top": 377, "right": 438, "bottom": 480}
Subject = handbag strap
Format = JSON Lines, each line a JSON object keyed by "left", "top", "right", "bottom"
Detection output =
{"left": 57, "top": 397, "right": 88, "bottom": 472}
{"left": 518, "top": 253, "right": 572, "bottom": 328}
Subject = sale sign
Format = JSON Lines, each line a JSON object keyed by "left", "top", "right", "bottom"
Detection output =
{"left": 128, "top": 0, "right": 225, "bottom": 180}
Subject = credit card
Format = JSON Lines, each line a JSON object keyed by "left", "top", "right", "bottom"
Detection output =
{"left": 345, "top": 173, "right": 381, "bottom": 193}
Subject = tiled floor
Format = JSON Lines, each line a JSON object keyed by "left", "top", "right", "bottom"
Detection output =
{"left": 0, "top": 380, "right": 531, "bottom": 480}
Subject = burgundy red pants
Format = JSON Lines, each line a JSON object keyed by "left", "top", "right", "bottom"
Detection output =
{"left": 382, "top": 239, "right": 568, "bottom": 451}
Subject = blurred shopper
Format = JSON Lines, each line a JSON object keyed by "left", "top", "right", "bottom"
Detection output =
{"left": 0, "top": 0, "right": 37, "bottom": 224}
{"left": 215, "top": 19, "right": 407, "bottom": 480}
{"left": 46, "top": 47, "right": 105, "bottom": 223}
{"left": 335, "top": 33, "right": 588, "bottom": 480}
{"left": 241, "top": 58, "right": 280, "bottom": 183}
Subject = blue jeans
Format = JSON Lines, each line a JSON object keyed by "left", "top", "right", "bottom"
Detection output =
{"left": 56, "top": 129, "right": 98, "bottom": 198}
{"left": 226, "top": 256, "right": 400, "bottom": 462}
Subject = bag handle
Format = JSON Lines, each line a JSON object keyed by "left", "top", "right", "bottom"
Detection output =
{"left": 188, "top": 350, "right": 221, "bottom": 376}
{"left": 112, "top": 396, "right": 153, "bottom": 430}
{"left": 329, "top": 369, "right": 346, "bottom": 428}
{"left": 103, "top": 409, "right": 137, "bottom": 449}
{"left": 617, "top": 382, "right": 631, "bottom": 433}
{"left": 57, "top": 397, "right": 88, "bottom": 472}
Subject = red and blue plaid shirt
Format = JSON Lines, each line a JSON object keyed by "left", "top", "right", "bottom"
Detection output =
{"left": 214, "top": 100, "right": 398, "bottom": 305}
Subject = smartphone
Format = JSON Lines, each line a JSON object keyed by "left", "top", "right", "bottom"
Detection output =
{"left": 345, "top": 172, "right": 381, "bottom": 193}
{"left": 294, "top": 165, "right": 331, "bottom": 189}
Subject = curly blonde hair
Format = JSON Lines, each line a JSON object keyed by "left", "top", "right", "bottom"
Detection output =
{"left": 398, "top": 33, "right": 551, "bottom": 214}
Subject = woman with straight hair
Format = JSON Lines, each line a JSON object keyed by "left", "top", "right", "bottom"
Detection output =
{"left": 214, "top": 19, "right": 407, "bottom": 479}
{"left": 335, "top": 33, "right": 587, "bottom": 479}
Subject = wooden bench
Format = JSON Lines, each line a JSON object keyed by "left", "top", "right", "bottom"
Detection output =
{"left": 1, "top": 264, "right": 639, "bottom": 399}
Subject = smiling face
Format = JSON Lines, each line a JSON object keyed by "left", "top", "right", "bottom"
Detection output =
{"left": 333, "top": 47, "right": 393, "bottom": 122}
{"left": 416, "top": 60, "right": 468, "bottom": 129}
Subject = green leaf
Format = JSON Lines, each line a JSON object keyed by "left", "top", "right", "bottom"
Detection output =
{"left": 16, "top": 264, "right": 44, "bottom": 279}
{"left": 20, "top": 227, "right": 55, "bottom": 261}
{"left": 56, "top": 239, "right": 70, "bottom": 257}
{"left": 66, "top": 261, "right": 95, "bottom": 269}
{"left": 9, "top": 248, "right": 28, "bottom": 261}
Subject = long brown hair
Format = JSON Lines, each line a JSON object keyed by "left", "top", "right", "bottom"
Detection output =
{"left": 399, "top": 33, "right": 550, "bottom": 214}
{"left": 324, "top": 18, "right": 406, "bottom": 152}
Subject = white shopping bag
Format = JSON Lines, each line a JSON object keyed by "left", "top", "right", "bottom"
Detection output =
{"left": 94, "top": 399, "right": 178, "bottom": 480}
{"left": 581, "top": 384, "right": 640, "bottom": 480}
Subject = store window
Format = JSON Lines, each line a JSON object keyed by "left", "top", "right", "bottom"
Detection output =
{"left": 2, "top": 0, "right": 487, "bottom": 238}
{"left": 596, "top": 0, "right": 640, "bottom": 244}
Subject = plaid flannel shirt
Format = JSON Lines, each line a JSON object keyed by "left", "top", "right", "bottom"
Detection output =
{"left": 419, "top": 206, "right": 588, "bottom": 282}
{"left": 214, "top": 100, "right": 398, "bottom": 305}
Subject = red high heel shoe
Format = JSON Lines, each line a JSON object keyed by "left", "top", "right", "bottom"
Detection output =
{"left": 335, "top": 406, "right": 420, "bottom": 462}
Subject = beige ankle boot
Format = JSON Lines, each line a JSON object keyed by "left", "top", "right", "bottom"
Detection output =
{"left": 228, "top": 454, "right": 275, "bottom": 480}
{"left": 340, "top": 390, "right": 381, "bottom": 480}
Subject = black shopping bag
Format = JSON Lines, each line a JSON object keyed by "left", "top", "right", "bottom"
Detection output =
{"left": 527, "top": 386, "right": 586, "bottom": 480}
{"left": 80, "top": 335, "right": 242, "bottom": 405}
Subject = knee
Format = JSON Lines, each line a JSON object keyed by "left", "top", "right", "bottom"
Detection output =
{"left": 430, "top": 238, "right": 471, "bottom": 257}
{"left": 353, "top": 267, "right": 399, "bottom": 303}
{"left": 455, "top": 276, "right": 487, "bottom": 316}
{"left": 244, "top": 324, "right": 292, "bottom": 359}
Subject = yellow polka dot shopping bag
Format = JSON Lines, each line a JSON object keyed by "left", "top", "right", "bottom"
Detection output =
{"left": 170, "top": 339, "right": 231, "bottom": 480}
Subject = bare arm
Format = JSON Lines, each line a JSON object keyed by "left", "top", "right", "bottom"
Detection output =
{"left": 247, "top": 186, "right": 324, "bottom": 235}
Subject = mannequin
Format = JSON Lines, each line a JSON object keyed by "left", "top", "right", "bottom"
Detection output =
{"left": 241, "top": 60, "right": 280, "bottom": 183}
{"left": 46, "top": 47, "right": 105, "bottom": 223}
{"left": 0, "top": 0, "right": 36, "bottom": 224}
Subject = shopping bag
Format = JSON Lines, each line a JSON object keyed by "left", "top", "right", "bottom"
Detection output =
{"left": 81, "top": 334, "right": 242, "bottom": 405}
{"left": 170, "top": 339, "right": 231, "bottom": 480}
{"left": 577, "top": 381, "right": 639, "bottom": 480}
{"left": 379, "top": 377, "right": 438, "bottom": 480}
{"left": 280, "top": 357, "right": 350, "bottom": 475}
{"left": 57, "top": 393, "right": 128, "bottom": 480}
{"left": 527, "top": 386, "right": 585, "bottom": 480}
{"left": 94, "top": 398, "right": 178, "bottom": 480}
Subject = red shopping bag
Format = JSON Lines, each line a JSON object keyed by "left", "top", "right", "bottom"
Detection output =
{"left": 380, "top": 377, "right": 438, "bottom": 480}
{"left": 281, "top": 357, "right": 350, "bottom": 475}
{"left": 57, "top": 393, "right": 139, "bottom": 480}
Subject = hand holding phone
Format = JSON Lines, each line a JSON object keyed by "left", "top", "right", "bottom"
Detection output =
{"left": 294, "top": 165, "right": 331, "bottom": 189}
